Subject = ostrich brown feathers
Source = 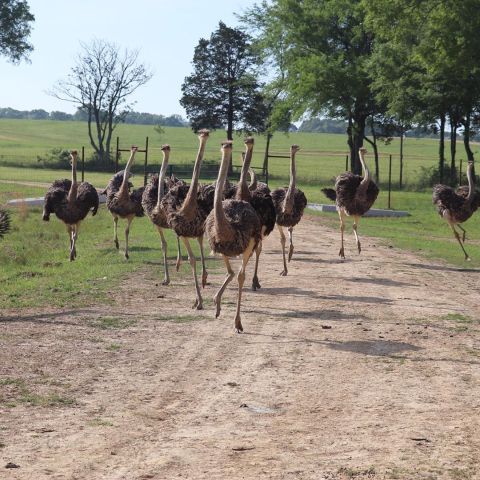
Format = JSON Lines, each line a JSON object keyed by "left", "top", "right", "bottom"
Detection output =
{"left": 104, "top": 171, "right": 144, "bottom": 218}
{"left": 142, "top": 174, "right": 170, "bottom": 228}
{"left": 0, "top": 209, "right": 11, "bottom": 238}
{"left": 433, "top": 184, "right": 480, "bottom": 223}
{"left": 332, "top": 172, "right": 379, "bottom": 216}
{"left": 43, "top": 178, "right": 99, "bottom": 223}
{"left": 271, "top": 187, "right": 307, "bottom": 227}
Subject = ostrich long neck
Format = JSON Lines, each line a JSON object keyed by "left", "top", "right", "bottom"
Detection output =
{"left": 119, "top": 151, "right": 136, "bottom": 195}
{"left": 248, "top": 168, "right": 257, "bottom": 191}
{"left": 67, "top": 157, "right": 78, "bottom": 202}
{"left": 157, "top": 150, "right": 170, "bottom": 206}
{"left": 466, "top": 164, "right": 475, "bottom": 202}
{"left": 181, "top": 137, "right": 207, "bottom": 214}
{"left": 357, "top": 150, "right": 371, "bottom": 197}
{"left": 284, "top": 149, "right": 297, "bottom": 213}
{"left": 237, "top": 144, "right": 253, "bottom": 201}
{"left": 214, "top": 147, "right": 235, "bottom": 239}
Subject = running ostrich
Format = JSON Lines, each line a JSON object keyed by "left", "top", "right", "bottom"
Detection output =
{"left": 235, "top": 138, "right": 276, "bottom": 290}
{"left": 0, "top": 209, "right": 11, "bottom": 239}
{"left": 432, "top": 161, "right": 480, "bottom": 260}
{"left": 103, "top": 146, "right": 144, "bottom": 259}
{"left": 271, "top": 145, "right": 307, "bottom": 276}
{"left": 163, "top": 129, "right": 210, "bottom": 309}
{"left": 322, "top": 147, "right": 379, "bottom": 259}
{"left": 42, "top": 150, "right": 99, "bottom": 260}
{"left": 205, "top": 141, "right": 261, "bottom": 332}
{"left": 142, "top": 144, "right": 177, "bottom": 285}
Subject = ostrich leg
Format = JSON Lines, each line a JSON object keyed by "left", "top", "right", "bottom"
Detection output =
{"left": 67, "top": 225, "right": 74, "bottom": 261}
{"left": 197, "top": 235, "right": 208, "bottom": 288}
{"left": 352, "top": 215, "right": 361, "bottom": 254}
{"left": 124, "top": 215, "right": 134, "bottom": 259}
{"left": 287, "top": 227, "right": 294, "bottom": 262}
{"left": 278, "top": 225, "right": 288, "bottom": 276}
{"left": 214, "top": 255, "right": 235, "bottom": 318}
{"left": 450, "top": 224, "right": 470, "bottom": 261}
{"left": 234, "top": 238, "right": 256, "bottom": 333}
{"left": 252, "top": 240, "right": 262, "bottom": 290}
{"left": 338, "top": 209, "right": 346, "bottom": 259}
{"left": 182, "top": 237, "right": 203, "bottom": 310}
{"left": 457, "top": 224, "right": 467, "bottom": 242}
{"left": 175, "top": 236, "right": 182, "bottom": 272}
{"left": 157, "top": 227, "right": 170, "bottom": 285}
{"left": 113, "top": 216, "right": 119, "bottom": 249}
{"left": 70, "top": 224, "right": 78, "bottom": 261}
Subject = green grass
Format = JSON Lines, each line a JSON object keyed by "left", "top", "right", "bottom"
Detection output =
{"left": 0, "top": 189, "right": 204, "bottom": 309}
{"left": 2, "top": 118, "right": 479, "bottom": 187}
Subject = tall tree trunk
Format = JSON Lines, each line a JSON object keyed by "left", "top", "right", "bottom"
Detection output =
{"left": 263, "top": 132, "right": 272, "bottom": 176}
{"left": 364, "top": 116, "right": 379, "bottom": 183}
{"left": 463, "top": 110, "right": 475, "bottom": 177}
{"left": 399, "top": 124, "right": 404, "bottom": 189}
{"left": 352, "top": 115, "right": 366, "bottom": 175}
{"left": 438, "top": 112, "right": 446, "bottom": 184}
{"left": 227, "top": 86, "right": 234, "bottom": 174}
{"left": 450, "top": 119, "right": 457, "bottom": 186}
{"left": 347, "top": 114, "right": 354, "bottom": 171}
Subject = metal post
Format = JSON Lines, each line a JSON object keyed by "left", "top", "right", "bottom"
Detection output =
{"left": 388, "top": 154, "right": 392, "bottom": 209}
{"left": 81, "top": 146, "right": 85, "bottom": 182}
{"left": 345, "top": 154, "right": 349, "bottom": 172}
{"left": 115, "top": 136, "right": 119, "bottom": 172}
{"left": 143, "top": 136, "right": 149, "bottom": 187}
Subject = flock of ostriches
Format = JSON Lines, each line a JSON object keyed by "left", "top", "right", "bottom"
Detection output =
{"left": 1, "top": 130, "right": 479, "bottom": 331}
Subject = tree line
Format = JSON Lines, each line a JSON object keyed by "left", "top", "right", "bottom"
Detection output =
{"left": 0, "top": 107, "right": 188, "bottom": 126}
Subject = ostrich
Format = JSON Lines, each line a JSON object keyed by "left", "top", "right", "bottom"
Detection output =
{"left": 103, "top": 146, "right": 145, "bottom": 259}
{"left": 432, "top": 161, "right": 480, "bottom": 260}
{"left": 205, "top": 141, "right": 261, "bottom": 332}
{"left": 0, "top": 209, "right": 11, "bottom": 239}
{"left": 235, "top": 138, "right": 276, "bottom": 291}
{"left": 321, "top": 147, "right": 379, "bottom": 259}
{"left": 42, "top": 150, "right": 99, "bottom": 260}
{"left": 164, "top": 129, "right": 210, "bottom": 309}
{"left": 271, "top": 145, "right": 307, "bottom": 276}
{"left": 142, "top": 144, "right": 176, "bottom": 285}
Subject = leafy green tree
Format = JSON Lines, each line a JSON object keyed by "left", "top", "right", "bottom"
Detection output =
{"left": 0, "top": 0, "right": 34, "bottom": 63}
{"left": 180, "top": 22, "right": 267, "bottom": 140}
{"left": 244, "top": 0, "right": 379, "bottom": 174}
{"left": 51, "top": 40, "right": 152, "bottom": 168}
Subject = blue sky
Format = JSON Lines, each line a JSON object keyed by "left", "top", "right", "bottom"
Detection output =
{"left": 1, "top": 0, "right": 258, "bottom": 117}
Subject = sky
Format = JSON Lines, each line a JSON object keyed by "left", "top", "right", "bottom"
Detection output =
{"left": 1, "top": 0, "right": 259, "bottom": 118}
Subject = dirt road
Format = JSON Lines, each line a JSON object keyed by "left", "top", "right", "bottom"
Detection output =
{"left": 1, "top": 216, "right": 480, "bottom": 479}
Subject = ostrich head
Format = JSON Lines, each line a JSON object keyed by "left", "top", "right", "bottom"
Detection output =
{"left": 291, "top": 144, "right": 300, "bottom": 154}
{"left": 69, "top": 150, "right": 78, "bottom": 166}
{"left": 161, "top": 144, "right": 171, "bottom": 152}
{"left": 359, "top": 147, "right": 368, "bottom": 155}
{"left": 198, "top": 129, "right": 210, "bottom": 140}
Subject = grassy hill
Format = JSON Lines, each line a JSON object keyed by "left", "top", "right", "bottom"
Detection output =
{"left": 2, "top": 118, "right": 475, "bottom": 188}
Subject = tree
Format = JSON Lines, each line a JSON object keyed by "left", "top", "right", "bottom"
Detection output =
{"left": 180, "top": 22, "right": 267, "bottom": 140}
{"left": 51, "top": 39, "right": 152, "bottom": 167}
{"left": 244, "top": 0, "right": 378, "bottom": 174}
{"left": 0, "top": 0, "right": 34, "bottom": 63}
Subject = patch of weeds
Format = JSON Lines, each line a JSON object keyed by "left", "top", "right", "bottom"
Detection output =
{"left": 465, "top": 347, "right": 480, "bottom": 358}
{"left": 0, "top": 378, "right": 26, "bottom": 387}
{"left": 106, "top": 343, "right": 121, "bottom": 351}
{"left": 338, "top": 466, "right": 376, "bottom": 479}
{"left": 448, "top": 467, "right": 475, "bottom": 480}
{"left": 88, "top": 418, "right": 114, "bottom": 427}
{"left": 442, "top": 313, "right": 473, "bottom": 323}
{"left": 155, "top": 314, "right": 202, "bottom": 324}
{"left": 19, "top": 392, "right": 76, "bottom": 407}
{"left": 89, "top": 316, "right": 136, "bottom": 330}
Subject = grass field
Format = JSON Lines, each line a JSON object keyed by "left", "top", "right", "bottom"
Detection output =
{"left": 2, "top": 118, "right": 479, "bottom": 187}
{"left": 1, "top": 120, "right": 480, "bottom": 310}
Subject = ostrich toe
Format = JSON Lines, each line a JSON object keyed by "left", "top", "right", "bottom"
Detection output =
{"left": 357, "top": 243, "right": 362, "bottom": 254}
{"left": 192, "top": 297, "right": 203, "bottom": 310}
{"left": 124, "top": 252, "right": 129, "bottom": 260}
{"left": 214, "top": 296, "right": 221, "bottom": 318}
{"left": 162, "top": 278, "right": 170, "bottom": 286}
{"left": 234, "top": 316, "right": 243, "bottom": 333}
{"left": 252, "top": 276, "right": 261, "bottom": 291}
{"left": 339, "top": 247, "right": 345, "bottom": 259}
{"left": 280, "top": 269, "right": 288, "bottom": 276}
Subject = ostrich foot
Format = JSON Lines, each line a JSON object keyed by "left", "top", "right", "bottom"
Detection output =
{"left": 115, "top": 239, "right": 119, "bottom": 250}
{"left": 465, "top": 255, "right": 471, "bottom": 262}
{"left": 252, "top": 275, "right": 261, "bottom": 291}
{"left": 234, "top": 316, "right": 244, "bottom": 333}
{"left": 202, "top": 271, "right": 208, "bottom": 289}
{"left": 357, "top": 243, "right": 362, "bottom": 254}
{"left": 288, "top": 245, "right": 294, "bottom": 262}
{"left": 175, "top": 258, "right": 181, "bottom": 272}
{"left": 124, "top": 252, "right": 129, "bottom": 260}
{"left": 279, "top": 269, "right": 288, "bottom": 276}
{"left": 162, "top": 278, "right": 170, "bottom": 286}
{"left": 69, "top": 252, "right": 75, "bottom": 262}
{"left": 192, "top": 297, "right": 203, "bottom": 310}
{"left": 339, "top": 247, "right": 345, "bottom": 259}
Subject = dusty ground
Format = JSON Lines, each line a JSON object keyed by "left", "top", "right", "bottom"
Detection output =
{"left": 1, "top": 216, "right": 480, "bottom": 480}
